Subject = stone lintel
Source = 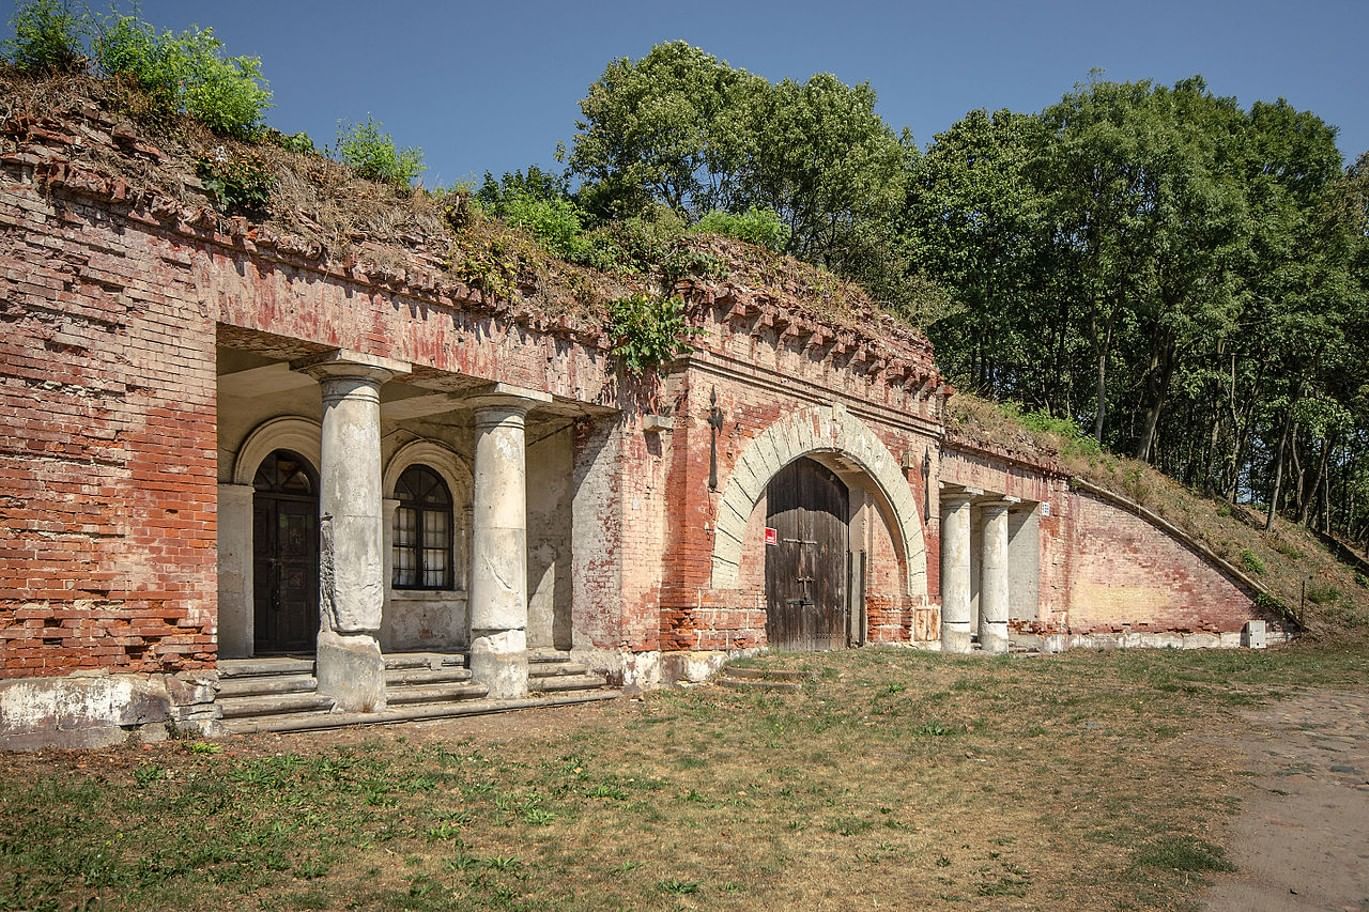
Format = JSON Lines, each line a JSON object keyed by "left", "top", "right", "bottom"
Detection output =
{"left": 939, "top": 483, "right": 982, "bottom": 504}
{"left": 976, "top": 495, "right": 1020, "bottom": 510}
{"left": 643, "top": 414, "right": 675, "bottom": 433}
{"left": 290, "top": 348, "right": 412, "bottom": 381}
{"left": 461, "top": 382, "right": 553, "bottom": 413}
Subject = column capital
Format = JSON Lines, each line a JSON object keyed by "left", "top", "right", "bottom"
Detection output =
{"left": 216, "top": 481, "right": 255, "bottom": 503}
{"left": 290, "top": 348, "right": 411, "bottom": 385}
{"left": 976, "top": 496, "right": 1020, "bottom": 514}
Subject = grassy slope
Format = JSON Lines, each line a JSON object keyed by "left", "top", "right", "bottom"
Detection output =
{"left": 947, "top": 394, "right": 1369, "bottom": 642}
{"left": 2, "top": 646, "right": 1366, "bottom": 912}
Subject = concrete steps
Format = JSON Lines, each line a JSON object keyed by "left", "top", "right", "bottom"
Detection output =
{"left": 216, "top": 650, "right": 614, "bottom": 735}
{"left": 716, "top": 665, "right": 805, "bottom": 693}
{"left": 220, "top": 689, "right": 621, "bottom": 735}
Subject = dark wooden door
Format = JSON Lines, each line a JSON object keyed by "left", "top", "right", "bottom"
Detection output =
{"left": 765, "top": 457, "right": 850, "bottom": 650}
{"left": 252, "top": 450, "right": 319, "bottom": 654}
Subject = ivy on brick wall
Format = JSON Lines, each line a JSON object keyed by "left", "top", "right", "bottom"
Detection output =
{"left": 607, "top": 292, "right": 694, "bottom": 375}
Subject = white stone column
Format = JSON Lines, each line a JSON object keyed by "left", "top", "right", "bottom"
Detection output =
{"left": 380, "top": 496, "right": 399, "bottom": 652}
{"left": 467, "top": 396, "right": 539, "bottom": 699}
{"left": 294, "top": 350, "right": 410, "bottom": 712}
{"left": 978, "top": 500, "right": 1013, "bottom": 654}
{"left": 216, "top": 482, "right": 255, "bottom": 658}
{"left": 940, "top": 488, "right": 977, "bottom": 653}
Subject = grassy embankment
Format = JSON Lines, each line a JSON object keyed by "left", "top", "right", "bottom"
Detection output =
{"left": 948, "top": 394, "right": 1369, "bottom": 642}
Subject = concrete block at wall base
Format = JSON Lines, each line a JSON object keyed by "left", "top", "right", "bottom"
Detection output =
{"left": 570, "top": 647, "right": 662, "bottom": 694}
{"left": 1035, "top": 629, "right": 1281, "bottom": 654}
{"left": 1242, "top": 620, "right": 1267, "bottom": 649}
{"left": 660, "top": 649, "right": 755, "bottom": 685}
{"left": 0, "top": 670, "right": 221, "bottom": 751}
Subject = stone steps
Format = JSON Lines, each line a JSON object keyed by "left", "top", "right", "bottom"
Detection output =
{"left": 220, "top": 656, "right": 314, "bottom": 678}
{"left": 214, "top": 650, "right": 613, "bottom": 735}
{"left": 715, "top": 665, "right": 805, "bottom": 693}
{"left": 219, "top": 673, "right": 318, "bottom": 698}
{"left": 220, "top": 691, "right": 336, "bottom": 719}
{"left": 219, "top": 689, "right": 621, "bottom": 736}
{"left": 385, "top": 682, "right": 489, "bottom": 705}
{"left": 529, "top": 673, "right": 608, "bottom": 693}
{"left": 382, "top": 665, "right": 473, "bottom": 687}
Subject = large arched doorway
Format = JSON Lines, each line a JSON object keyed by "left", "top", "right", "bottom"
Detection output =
{"left": 252, "top": 449, "right": 319, "bottom": 654}
{"left": 765, "top": 457, "right": 851, "bottom": 650}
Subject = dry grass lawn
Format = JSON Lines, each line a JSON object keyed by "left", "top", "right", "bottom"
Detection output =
{"left": 3, "top": 645, "right": 1367, "bottom": 911}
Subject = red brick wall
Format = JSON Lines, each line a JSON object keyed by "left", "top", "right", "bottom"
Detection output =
{"left": 1062, "top": 489, "right": 1256, "bottom": 634}
{"left": 940, "top": 442, "right": 1259, "bottom": 636}
{"left": 1, "top": 184, "right": 217, "bottom": 678}
{"left": 657, "top": 347, "right": 942, "bottom": 652}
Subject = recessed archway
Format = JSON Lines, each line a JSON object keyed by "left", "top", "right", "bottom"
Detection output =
{"left": 710, "top": 403, "right": 926, "bottom": 603}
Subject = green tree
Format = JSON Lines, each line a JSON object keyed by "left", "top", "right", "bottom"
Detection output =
{"left": 905, "top": 108, "right": 1053, "bottom": 403}
{"left": 3, "top": 0, "right": 86, "bottom": 74}
{"left": 567, "top": 41, "right": 762, "bottom": 221}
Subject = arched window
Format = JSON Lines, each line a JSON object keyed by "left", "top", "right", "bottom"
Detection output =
{"left": 393, "top": 464, "right": 453, "bottom": 590}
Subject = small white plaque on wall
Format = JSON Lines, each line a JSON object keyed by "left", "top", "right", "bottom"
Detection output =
{"left": 1040, "top": 502, "right": 1052, "bottom": 517}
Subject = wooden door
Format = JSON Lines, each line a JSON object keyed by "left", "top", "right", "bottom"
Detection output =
{"left": 765, "top": 457, "right": 850, "bottom": 650}
{"left": 252, "top": 450, "right": 319, "bottom": 654}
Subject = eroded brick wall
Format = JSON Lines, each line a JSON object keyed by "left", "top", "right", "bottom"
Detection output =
{"left": 941, "top": 441, "right": 1261, "bottom": 636}
{"left": 1, "top": 184, "right": 216, "bottom": 678}
{"left": 1063, "top": 489, "right": 1256, "bottom": 634}
{"left": 658, "top": 340, "right": 942, "bottom": 653}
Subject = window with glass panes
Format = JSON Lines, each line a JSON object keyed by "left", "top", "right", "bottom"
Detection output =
{"left": 392, "top": 465, "right": 453, "bottom": 589}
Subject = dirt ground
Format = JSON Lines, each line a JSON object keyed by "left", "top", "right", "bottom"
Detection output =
{"left": 1202, "top": 690, "right": 1369, "bottom": 912}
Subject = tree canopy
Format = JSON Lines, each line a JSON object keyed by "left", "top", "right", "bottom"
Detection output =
{"left": 552, "top": 44, "right": 1369, "bottom": 552}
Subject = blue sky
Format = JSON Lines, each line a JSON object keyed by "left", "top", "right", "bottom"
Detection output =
{"left": 14, "top": 1, "right": 1368, "bottom": 184}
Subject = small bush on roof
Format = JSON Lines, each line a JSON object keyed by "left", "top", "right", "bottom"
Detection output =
{"left": 3, "top": 0, "right": 86, "bottom": 74}
{"left": 93, "top": 15, "right": 271, "bottom": 139}
{"left": 336, "top": 117, "right": 425, "bottom": 188}
{"left": 691, "top": 206, "right": 791, "bottom": 252}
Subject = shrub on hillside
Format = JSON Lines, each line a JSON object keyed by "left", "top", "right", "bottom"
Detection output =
{"left": 498, "top": 192, "right": 591, "bottom": 261}
{"left": 1239, "top": 548, "right": 1266, "bottom": 575}
{"left": 93, "top": 17, "right": 270, "bottom": 139}
{"left": 336, "top": 117, "right": 424, "bottom": 188}
{"left": 3, "top": 0, "right": 86, "bottom": 74}
{"left": 1000, "top": 402, "right": 1101, "bottom": 457}
{"left": 691, "top": 206, "right": 791, "bottom": 252}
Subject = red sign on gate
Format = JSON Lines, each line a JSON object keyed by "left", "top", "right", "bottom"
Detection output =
{"left": 764, "top": 526, "right": 778, "bottom": 546}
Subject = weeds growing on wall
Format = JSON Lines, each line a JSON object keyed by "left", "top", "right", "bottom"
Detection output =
{"left": 607, "top": 292, "right": 695, "bottom": 375}
{"left": 195, "top": 148, "right": 274, "bottom": 217}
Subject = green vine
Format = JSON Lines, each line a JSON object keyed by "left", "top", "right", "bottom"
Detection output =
{"left": 607, "top": 292, "right": 695, "bottom": 375}
{"left": 196, "top": 148, "right": 274, "bottom": 217}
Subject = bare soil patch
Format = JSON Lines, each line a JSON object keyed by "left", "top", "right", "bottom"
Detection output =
{"left": 1202, "top": 689, "right": 1369, "bottom": 912}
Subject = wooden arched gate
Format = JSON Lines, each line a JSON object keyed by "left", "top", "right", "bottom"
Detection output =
{"left": 764, "top": 457, "right": 855, "bottom": 650}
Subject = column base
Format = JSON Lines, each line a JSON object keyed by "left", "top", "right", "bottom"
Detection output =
{"left": 316, "top": 631, "right": 387, "bottom": 712}
{"left": 469, "top": 628, "right": 529, "bottom": 699}
{"left": 979, "top": 623, "right": 1010, "bottom": 655}
{"left": 941, "top": 624, "right": 973, "bottom": 654}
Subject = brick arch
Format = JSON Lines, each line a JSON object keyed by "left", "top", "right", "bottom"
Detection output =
{"left": 710, "top": 403, "right": 926, "bottom": 599}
